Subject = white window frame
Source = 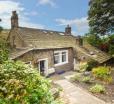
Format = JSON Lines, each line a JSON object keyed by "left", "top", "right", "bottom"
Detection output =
{"left": 54, "top": 50, "right": 68, "bottom": 66}
{"left": 62, "top": 51, "right": 67, "bottom": 62}
{"left": 54, "top": 53, "right": 60, "bottom": 64}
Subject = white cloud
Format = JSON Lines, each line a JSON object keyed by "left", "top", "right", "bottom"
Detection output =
{"left": 0, "top": 1, "right": 24, "bottom": 14}
{"left": 0, "top": 0, "right": 45, "bottom": 29}
{"left": 24, "top": 11, "right": 39, "bottom": 16}
{"left": 30, "top": 11, "right": 39, "bottom": 16}
{"left": 55, "top": 17, "right": 89, "bottom": 35}
{"left": 20, "top": 21, "right": 45, "bottom": 29}
{"left": 38, "top": 0, "right": 55, "bottom": 7}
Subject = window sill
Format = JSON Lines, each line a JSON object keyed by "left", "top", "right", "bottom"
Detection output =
{"left": 54, "top": 61, "right": 68, "bottom": 67}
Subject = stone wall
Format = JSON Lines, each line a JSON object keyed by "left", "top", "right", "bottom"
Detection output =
{"left": 15, "top": 48, "right": 74, "bottom": 74}
{"left": 8, "top": 30, "right": 26, "bottom": 48}
{"left": 54, "top": 48, "right": 74, "bottom": 72}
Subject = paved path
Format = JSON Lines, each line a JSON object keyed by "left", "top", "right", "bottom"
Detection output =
{"left": 55, "top": 79, "right": 106, "bottom": 104}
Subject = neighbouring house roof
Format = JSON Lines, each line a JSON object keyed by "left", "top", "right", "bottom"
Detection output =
{"left": 76, "top": 42, "right": 112, "bottom": 64}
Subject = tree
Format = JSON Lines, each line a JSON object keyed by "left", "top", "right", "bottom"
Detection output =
{"left": 0, "top": 27, "right": 3, "bottom": 33}
{"left": 88, "top": 0, "right": 114, "bottom": 35}
{"left": 85, "top": 34, "right": 102, "bottom": 47}
{"left": 108, "top": 34, "right": 114, "bottom": 55}
{"left": 0, "top": 19, "right": 3, "bottom": 33}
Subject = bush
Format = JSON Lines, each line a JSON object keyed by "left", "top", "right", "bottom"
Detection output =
{"left": 79, "top": 60, "right": 98, "bottom": 72}
{"left": 0, "top": 39, "right": 9, "bottom": 64}
{"left": 82, "top": 76, "right": 91, "bottom": 83}
{"left": 86, "top": 60, "right": 98, "bottom": 71}
{"left": 109, "top": 44, "right": 114, "bottom": 55}
{"left": 92, "top": 66, "right": 112, "bottom": 83}
{"left": 0, "top": 60, "right": 58, "bottom": 104}
{"left": 79, "top": 62, "right": 88, "bottom": 72}
{"left": 71, "top": 73, "right": 82, "bottom": 82}
{"left": 103, "top": 76, "right": 113, "bottom": 84}
{"left": 89, "top": 84, "right": 105, "bottom": 93}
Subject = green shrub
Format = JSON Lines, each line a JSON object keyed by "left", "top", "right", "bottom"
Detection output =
{"left": 71, "top": 73, "right": 82, "bottom": 82}
{"left": 0, "top": 60, "right": 58, "bottom": 104}
{"left": 89, "top": 84, "right": 105, "bottom": 93}
{"left": 109, "top": 44, "right": 114, "bottom": 55}
{"left": 104, "top": 76, "right": 113, "bottom": 84}
{"left": 0, "top": 39, "right": 9, "bottom": 64}
{"left": 79, "top": 62, "right": 88, "bottom": 72}
{"left": 82, "top": 76, "right": 91, "bottom": 83}
{"left": 79, "top": 60, "right": 98, "bottom": 72}
{"left": 92, "top": 66, "right": 112, "bottom": 83}
{"left": 86, "top": 60, "right": 98, "bottom": 71}
{"left": 92, "top": 66, "right": 110, "bottom": 78}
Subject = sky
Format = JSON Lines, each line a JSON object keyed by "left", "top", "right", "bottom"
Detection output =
{"left": 0, "top": 0, "right": 90, "bottom": 36}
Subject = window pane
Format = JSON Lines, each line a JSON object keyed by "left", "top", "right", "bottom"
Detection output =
{"left": 54, "top": 53, "right": 60, "bottom": 64}
{"left": 62, "top": 52, "right": 66, "bottom": 62}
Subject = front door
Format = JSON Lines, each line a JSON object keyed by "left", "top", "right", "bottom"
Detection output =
{"left": 39, "top": 59, "right": 48, "bottom": 76}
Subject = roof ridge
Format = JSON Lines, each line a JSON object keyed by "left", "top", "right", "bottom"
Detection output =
{"left": 19, "top": 27, "right": 65, "bottom": 33}
{"left": 18, "top": 27, "right": 76, "bottom": 38}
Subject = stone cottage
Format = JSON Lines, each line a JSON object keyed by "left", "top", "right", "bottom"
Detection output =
{"left": 8, "top": 11, "right": 112, "bottom": 76}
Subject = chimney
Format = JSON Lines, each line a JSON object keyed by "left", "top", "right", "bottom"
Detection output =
{"left": 11, "top": 11, "right": 19, "bottom": 28}
{"left": 65, "top": 25, "right": 71, "bottom": 35}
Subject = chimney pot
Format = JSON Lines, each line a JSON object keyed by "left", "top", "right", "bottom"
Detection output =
{"left": 65, "top": 24, "right": 71, "bottom": 35}
{"left": 11, "top": 11, "right": 19, "bottom": 28}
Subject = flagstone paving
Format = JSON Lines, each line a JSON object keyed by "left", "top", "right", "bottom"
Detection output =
{"left": 55, "top": 79, "right": 106, "bottom": 104}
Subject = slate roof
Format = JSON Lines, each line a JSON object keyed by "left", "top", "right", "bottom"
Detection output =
{"left": 9, "top": 27, "right": 112, "bottom": 63}
{"left": 76, "top": 42, "right": 112, "bottom": 64}
{"left": 10, "top": 48, "right": 32, "bottom": 60}
{"left": 9, "top": 27, "right": 77, "bottom": 59}
{"left": 14, "top": 27, "right": 76, "bottom": 49}
{"left": 10, "top": 47, "right": 72, "bottom": 60}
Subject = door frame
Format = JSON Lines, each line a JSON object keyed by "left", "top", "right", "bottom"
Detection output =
{"left": 38, "top": 58, "right": 48, "bottom": 76}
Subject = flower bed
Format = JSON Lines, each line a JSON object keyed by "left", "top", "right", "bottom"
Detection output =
{"left": 70, "top": 66, "right": 114, "bottom": 103}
